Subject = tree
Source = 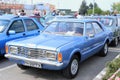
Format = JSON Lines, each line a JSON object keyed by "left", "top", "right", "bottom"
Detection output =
{"left": 102, "top": 10, "right": 111, "bottom": 15}
{"left": 112, "top": 2, "right": 120, "bottom": 14}
{"left": 87, "top": 2, "right": 103, "bottom": 15}
{"left": 94, "top": 7, "right": 102, "bottom": 15}
{"left": 89, "top": 3, "right": 93, "bottom": 9}
{"left": 94, "top": 2, "right": 98, "bottom": 8}
{"left": 78, "top": 0, "right": 88, "bottom": 15}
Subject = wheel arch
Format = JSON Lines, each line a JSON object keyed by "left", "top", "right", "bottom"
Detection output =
{"left": 106, "top": 39, "right": 110, "bottom": 45}
{"left": 69, "top": 49, "right": 81, "bottom": 63}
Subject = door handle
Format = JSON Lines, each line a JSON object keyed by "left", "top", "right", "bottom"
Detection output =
{"left": 23, "top": 33, "right": 26, "bottom": 36}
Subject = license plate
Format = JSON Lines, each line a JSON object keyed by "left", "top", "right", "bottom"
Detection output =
{"left": 24, "top": 61, "right": 42, "bottom": 68}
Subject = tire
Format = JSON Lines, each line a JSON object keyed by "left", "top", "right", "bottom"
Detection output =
{"left": 62, "top": 55, "right": 79, "bottom": 79}
{"left": 99, "top": 42, "right": 108, "bottom": 57}
{"left": 17, "top": 64, "right": 29, "bottom": 70}
{"left": 112, "top": 37, "right": 118, "bottom": 47}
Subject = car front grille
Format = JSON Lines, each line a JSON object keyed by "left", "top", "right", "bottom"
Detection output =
{"left": 16, "top": 46, "right": 44, "bottom": 59}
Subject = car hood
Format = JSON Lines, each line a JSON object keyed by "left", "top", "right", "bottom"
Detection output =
{"left": 8, "top": 33, "right": 83, "bottom": 50}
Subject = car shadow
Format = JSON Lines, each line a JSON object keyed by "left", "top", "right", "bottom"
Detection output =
{"left": 21, "top": 68, "right": 66, "bottom": 80}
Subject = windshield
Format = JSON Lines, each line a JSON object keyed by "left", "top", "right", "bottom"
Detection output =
{"left": 43, "top": 21, "right": 84, "bottom": 36}
{"left": 0, "top": 20, "right": 9, "bottom": 33}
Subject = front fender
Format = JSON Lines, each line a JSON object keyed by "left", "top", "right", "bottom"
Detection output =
{"left": 63, "top": 48, "right": 81, "bottom": 68}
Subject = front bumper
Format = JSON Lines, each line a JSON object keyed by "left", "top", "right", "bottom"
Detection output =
{"left": 5, "top": 54, "right": 63, "bottom": 67}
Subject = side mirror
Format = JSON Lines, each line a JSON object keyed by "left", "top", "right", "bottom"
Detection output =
{"left": 8, "top": 30, "right": 16, "bottom": 35}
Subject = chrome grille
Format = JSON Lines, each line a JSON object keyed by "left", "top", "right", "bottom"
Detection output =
{"left": 16, "top": 46, "right": 44, "bottom": 59}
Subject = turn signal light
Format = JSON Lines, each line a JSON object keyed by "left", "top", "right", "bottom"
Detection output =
{"left": 58, "top": 53, "right": 62, "bottom": 62}
{"left": 5, "top": 46, "right": 8, "bottom": 54}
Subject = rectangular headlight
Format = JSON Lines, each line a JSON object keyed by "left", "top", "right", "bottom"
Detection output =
{"left": 9, "top": 46, "right": 18, "bottom": 54}
{"left": 45, "top": 51, "right": 57, "bottom": 60}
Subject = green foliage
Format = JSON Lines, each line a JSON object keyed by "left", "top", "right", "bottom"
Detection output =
{"left": 112, "top": 2, "right": 120, "bottom": 12}
{"left": 79, "top": 0, "right": 88, "bottom": 15}
{"left": 116, "top": 72, "right": 120, "bottom": 77}
{"left": 89, "top": 3, "right": 93, "bottom": 9}
{"left": 94, "top": 2, "right": 98, "bottom": 8}
{"left": 94, "top": 7, "right": 102, "bottom": 14}
{"left": 87, "top": 7, "right": 102, "bottom": 15}
{"left": 86, "top": 2, "right": 103, "bottom": 15}
{"left": 102, "top": 56, "right": 120, "bottom": 80}
{"left": 102, "top": 10, "right": 111, "bottom": 15}
{"left": 87, "top": 9, "right": 93, "bottom": 15}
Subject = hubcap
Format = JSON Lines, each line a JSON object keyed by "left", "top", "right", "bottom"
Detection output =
{"left": 71, "top": 59, "right": 78, "bottom": 75}
{"left": 104, "top": 43, "right": 108, "bottom": 54}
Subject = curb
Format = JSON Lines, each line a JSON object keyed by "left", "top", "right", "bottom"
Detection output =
{"left": 93, "top": 54, "right": 120, "bottom": 80}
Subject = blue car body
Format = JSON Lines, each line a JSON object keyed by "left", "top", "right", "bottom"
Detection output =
{"left": 5, "top": 19, "right": 112, "bottom": 78}
{"left": 0, "top": 15, "right": 44, "bottom": 55}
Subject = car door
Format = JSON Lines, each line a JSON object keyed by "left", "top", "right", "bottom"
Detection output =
{"left": 23, "top": 19, "right": 40, "bottom": 37}
{"left": 92, "top": 21, "right": 105, "bottom": 47}
{"left": 1, "top": 19, "right": 25, "bottom": 54}
{"left": 82, "top": 22, "right": 96, "bottom": 59}
{"left": 82, "top": 21, "right": 105, "bottom": 59}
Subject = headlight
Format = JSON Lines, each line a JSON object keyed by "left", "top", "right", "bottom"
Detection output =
{"left": 9, "top": 46, "right": 18, "bottom": 54}
{"left": 45, "top": 51, "right": 57, "bottom": 60}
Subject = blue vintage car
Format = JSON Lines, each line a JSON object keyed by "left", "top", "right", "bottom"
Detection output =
{"left": 5, "top": 19, "right": 112, "bottom": 78}
{"left": 0, "top": 15, "right": 44, "bottom": 55}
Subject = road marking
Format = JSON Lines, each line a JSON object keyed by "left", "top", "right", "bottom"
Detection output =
{"left": 0, "top": 64, "right": 16, "bottom": 72}
{"left": 93, "top": 68, "right": 107, "bottom": 80}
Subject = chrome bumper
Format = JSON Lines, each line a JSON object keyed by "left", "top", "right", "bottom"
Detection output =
{"left": 5, "top": 54, "right": 63, "bottom": 67}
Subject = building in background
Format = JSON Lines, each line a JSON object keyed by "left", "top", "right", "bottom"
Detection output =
{"left": 0, "top": 1, "right": 55, "bottom": 16}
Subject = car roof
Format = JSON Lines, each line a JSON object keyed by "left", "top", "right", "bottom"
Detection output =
{"left": 87, "top": 15, "right": 117, "bottom": 19}
{"left": 0, "top": 15, "right": 31, "bottom": 20}
{"left": 52, "top": 18, "right": 98, "bottom": 23}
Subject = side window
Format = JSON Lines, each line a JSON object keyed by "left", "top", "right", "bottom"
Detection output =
{"left": 73, "top": 22, "right": 84, "bottom": 35}
{"left": 24, "top": 19, "right": 39, "bottom": 31}
{"left": 86, "top": 23, "right": 95, "bottom": 36}
{"left": 92, "top": 22, "right": 103, "bottom": 34}
{"left": 57, "top": 22, "right": 67, "bottom": 32}
{"left": 9, "top": 20, "right": 25, "bottom": 33}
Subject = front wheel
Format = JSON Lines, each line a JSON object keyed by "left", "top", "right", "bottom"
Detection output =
{"left": 99, "top": 42, "right": 108, "bottom": 57}
{"left": 62, "top": 55, "right": 79, "bottom": 79}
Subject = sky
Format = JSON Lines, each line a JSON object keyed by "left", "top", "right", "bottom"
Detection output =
{"left": 22, "top": 0, "right": 120, "bottom": 11}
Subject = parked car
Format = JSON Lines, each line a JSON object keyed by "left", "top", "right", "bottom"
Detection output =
{"left": 29, "top": 15, "right": 46, "bottom": 27}
{"left": 84, "top": 16, "right": 120, "bottom": 46}
{"left": 45, "top": 15, "right": 75, "bottom": 25}
{"left": 5, "top": 19, "right": 112, "bottom": 79}
{"left": 0, "top": 15, "right": 44, "bottom": 56}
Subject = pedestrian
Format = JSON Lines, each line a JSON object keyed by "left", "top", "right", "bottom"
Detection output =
{"left": 52, "top": 10, "right": 56, "bottom": 16}
{"left": 33, "top": 9, "right": 40, "bottom": 16}
{"left": 20, "top": 9, "right": 26, "bottom": 16}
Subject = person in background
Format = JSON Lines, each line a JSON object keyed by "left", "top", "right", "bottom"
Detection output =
{"left": 33, "top": 9, "right": 40, "bottom": 16}
{"left": 77, "top": 13, "right": 82, "bottom": 19}
{"left": 52, "top": 10, "right": 56, "bottom": 16}
{"left": 20, "top": 9, "right": 26, "bottom": 16}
